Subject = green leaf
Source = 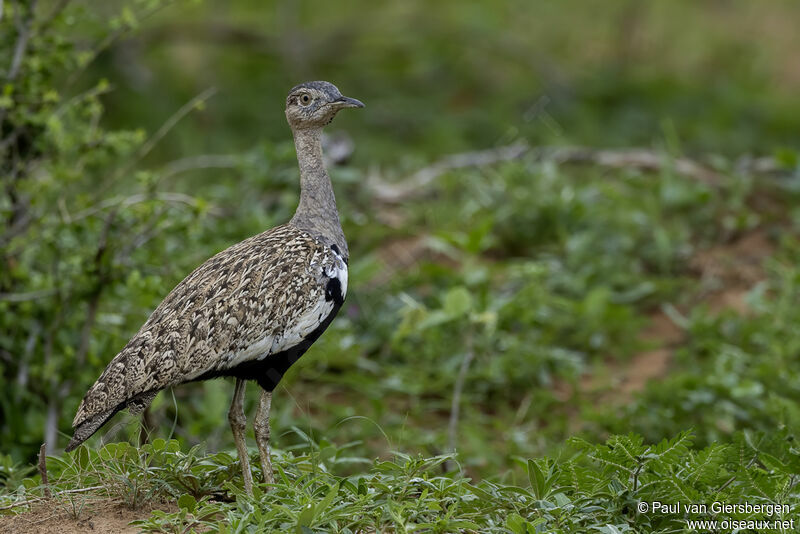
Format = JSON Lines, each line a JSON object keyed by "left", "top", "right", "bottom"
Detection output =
{"left": 443, "top": 286, "right": 473, "bottom": 317}
{"left": 527, "top": 459, "right": 547, "bottom": 500}
{"left": 505, "top": 513, "right": 526, "bottom": 534}
{"left": 315, "top": 482, "right": 339, "bottom": 517}
{"left": 76, "top": 446, "right": 89, "bottom": 470}
{"left": 296, "top": 503, "right": 316, "bottom": 531}
{"left": 774, "top": 147, "right": 799, "bottom": 169}
{"left": 178, "top": 494, "right": 197, "bottom": 513}
{"left": 447, "top": 520, "right": 481, "bottom": 529}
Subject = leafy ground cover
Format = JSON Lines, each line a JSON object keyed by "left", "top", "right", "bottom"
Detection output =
{"left": 3, "top": 152, "right": 800, "bottom": 531}
{"left": 2, "top": 428, "right": 799, "bottom": 532}
{"left": 2, "top": 0, "right": 800, "bottom": 532}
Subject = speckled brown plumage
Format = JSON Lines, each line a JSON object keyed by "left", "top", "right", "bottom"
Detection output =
{"left": 67, "top": 225, "right": 346, "bottom": 450}
{"left": 66, "top": 81, "right": 364, "bottom": 475}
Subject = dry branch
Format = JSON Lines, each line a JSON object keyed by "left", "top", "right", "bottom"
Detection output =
{"left": 136, "top": 86, "right": 218, "bottom": 165}
{"left": 68, "top": 192, "right": 211, "bottom": 222}
{"left": 368, "top": 143, "right": 786, "bottom": 204}
{"left": 0, "top": 485, "right": 107, "bottom": 511}
{"left": 368, "top": 143, "right": 529, "bottom": 203}
{"left": 447, "top": 332, "right": 475, "bottom": 470}
{"left": 158, "top": 154, "right": 241, "bottom": 180}
{"left": 0, "top": 289, "right": 58, "bottom": 302}
{"left": 37, "top": 443, "right": 51, "bottom": 499}
{"left": 7, "top": 0, "right": 37, "bottom": 81}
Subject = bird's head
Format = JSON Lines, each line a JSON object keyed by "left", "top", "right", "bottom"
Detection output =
{"left": 285, "top": 81, "right": 364, "bottom": 130}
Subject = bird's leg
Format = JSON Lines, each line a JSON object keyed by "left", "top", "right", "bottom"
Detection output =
{"left": 253, "top": 389, "right": 274, "bottom": 486}
{"left": 228, "top": 378, "right": 254, "bottom": 495}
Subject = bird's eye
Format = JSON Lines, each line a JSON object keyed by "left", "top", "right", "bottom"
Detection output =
{"left": 299, "top": 94, "right": 311, "bottom": 106}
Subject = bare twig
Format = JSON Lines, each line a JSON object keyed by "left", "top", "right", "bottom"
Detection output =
{"left": 368, "top": 143, "right": 789, "bottom": 204}
{"left": 0, "top": 485, "right": 107, "bottom": 511}
{"left": 136, "top": 86, "right": 218, "bottom": 166}
{"left": 447, "top": 332, "right": 475, "bottom": 469}
{"left": 368, "top": 143, "right": 528, "bottom": 203}
{"left": 92, "top": 87, "right": 218, "bottom": 200}
{"left": 545, "top": 146, "right": 721, "bottom": 183}
{"left": 7, "top": 0, "right": 37, "bottom": 81}
{"left": 70, "top": 191, "right": 206, "bottom": 221}
{"left": 158, "top": 154, "right": 241, "bottom": 181}
{"left": 37, "top": 443, "right": 51, "bottom": 499}
{"left": 117, "top": 205, "right": 169, "bottom": 263}
{"left": 16, "top": 320, "right": 39, "bottom": 387}
{"left": 139, "top": 406, "right": 154, "bottom": 447}
{"left": 0, "top": 288, "right": 58, "bottom": 302}
{"left": 38, "top": 0, "right": 71, "bottom": 31}
{"left": 50, "top": 77, "right": 114, "bottom": 120}
{"left": 44, "top": 397, "right": 59, "bottom": 454}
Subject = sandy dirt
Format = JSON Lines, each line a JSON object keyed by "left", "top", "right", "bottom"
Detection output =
{"left": 603, "top": 228, "right": 775, "bottom": 402}
{"left": 553, "top": 228, "right": 776, "bottom": 406}
{"left": 0, "top": 498, "right": 176, "bottom": 534}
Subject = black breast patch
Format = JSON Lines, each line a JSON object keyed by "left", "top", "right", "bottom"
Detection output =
{"left": 325, "top": 277, "right": 344, "bottom": 306}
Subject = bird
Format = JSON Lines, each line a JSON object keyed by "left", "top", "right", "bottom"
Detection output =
{"left": 65, "top": 81, "right": 364, "bottom": 494}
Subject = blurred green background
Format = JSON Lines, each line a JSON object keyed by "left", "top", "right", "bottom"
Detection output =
{"left": 2, "top": 0, "right": 800, "bottom": 484}
{"left": 94, "top": 0, "right": 800, "bottom": 158}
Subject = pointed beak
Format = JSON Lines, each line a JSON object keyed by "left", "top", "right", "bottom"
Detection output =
{"left": 332, "top": 96, "right": 365, "bottom": 109}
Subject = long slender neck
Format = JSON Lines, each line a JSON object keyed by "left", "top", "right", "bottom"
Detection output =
{"left": 289, "top": 127, "right": 348, "bottom": 255}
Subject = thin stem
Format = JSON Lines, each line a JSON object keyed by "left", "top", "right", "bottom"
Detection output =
{"left": 91, "top": 86, "right": 218, "bottom": 201}
{"left": 0, "top": 485, "right": 107, "bottom": 511}
{"left": 37, "top": 443, "right": 51, "bottom": 499}
{"left": 7, "top": 0, "right": 37, "bottom": 81}
{"left": 447, "top": 331, "right": 475, "bottom": 467}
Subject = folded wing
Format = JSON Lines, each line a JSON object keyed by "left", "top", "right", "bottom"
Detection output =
{"left": 67, "top": 224, "right": 347, "bottom": 449}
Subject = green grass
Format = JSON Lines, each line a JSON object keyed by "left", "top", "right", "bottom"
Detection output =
{"left": 5, "top": 155, "right": 800, "bottom": 531}
{"left": 3, "top": 430, "right": 798, "bottom": 533}
{"left": 3, "top": 0, "right": 800, "bottom": 531}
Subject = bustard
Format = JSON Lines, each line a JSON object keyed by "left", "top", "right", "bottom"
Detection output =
{"left": 66, "top": 81, "right": 364, "bottom": 494}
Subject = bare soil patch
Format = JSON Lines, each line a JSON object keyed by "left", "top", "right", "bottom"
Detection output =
{"left": 598, "top": 228, "right": 776, "bottom": 403}
{"left": 0, "top": 498, "right": 175, "bottom": 534}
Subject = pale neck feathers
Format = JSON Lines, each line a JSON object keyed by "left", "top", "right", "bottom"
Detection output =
{"left": 289, "top": 127, "right": 348, "bottom": 257}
